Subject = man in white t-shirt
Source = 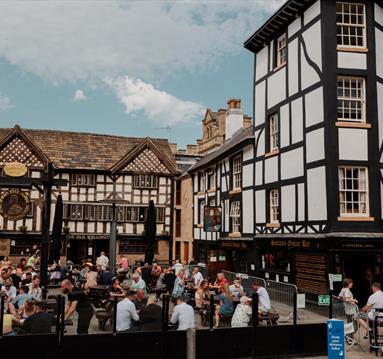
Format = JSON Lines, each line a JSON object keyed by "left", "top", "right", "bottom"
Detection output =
{"left": 360, "top": 282, "right": 383, "bottom": 333}
{"left": 252, "top": 281, "right": 271, "bottom": 313}
{"left": 170, "top": 296, "right": 195, "bottom": 330}
{"left": 96, "top": 252, "right": 109, "bottom": 271}
{"left": 116, "top": 290, "right": 139, "bottom": 332}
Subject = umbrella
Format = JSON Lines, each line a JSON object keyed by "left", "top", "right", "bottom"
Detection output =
{"left": 144, "top": 200, "right": 156, "bottom": 264}
{"left": 50, "top": 194, "right": 63, "bottom": 263}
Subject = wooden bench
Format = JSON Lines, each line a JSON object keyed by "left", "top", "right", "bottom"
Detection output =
{"left": 258, "top": 312, "right": 279, "bottom": 326}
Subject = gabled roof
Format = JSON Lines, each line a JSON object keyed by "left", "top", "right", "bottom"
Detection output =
{"left": 0, "top": 126, "right": 176, "bottom": 172}
{"left": 110, "top": 137, "right": 178, "bottom": 175}
{"left": 189, "top": 126, "right": 254, "bottom": 173}
{"left": 244, "top": 0, "right": 316, "bottom": 54}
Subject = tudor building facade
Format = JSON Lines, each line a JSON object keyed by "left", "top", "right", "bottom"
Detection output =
{"left": 245, "top": 0, "right": 383, "bottom": 302}
{"left": 190, "top": 100, "right": 254, "bottom": 277}
{"left": 0, "top": 126, "right": 177, "bottom": 264}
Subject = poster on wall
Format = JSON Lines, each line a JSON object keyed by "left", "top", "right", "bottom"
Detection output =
{"left": 204, "top": 206, "right": 222, "bottom": 232}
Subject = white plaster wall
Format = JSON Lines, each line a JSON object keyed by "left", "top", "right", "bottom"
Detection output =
{"left": 288, "top": 39, "right": 299, "bottom": 96}
{"left": 194, "top": 174, "right": 198, "bottom": 193}
{"left": 265, "top": 156, "right": 278, "bottom": 184}
{"left": 256, "top": 46, "right": 269, "bottom": 81}
{"left": 303, "top": 20, "right": 322, "bottom": 72}
{"left": 269, "top": 41, "right": 274, "bottom": 73}
{"left": 305, "top": 87, "right": 324, "bottom": 127}
{"left": 243, "top": 145, "right": 254, "bottom": 162}
{"left": 255, "top": 161, "right": 263, "bottom": 186}
{"left": 194, "top": 197, "right": 198, "bottom": 224}
{"left": 281, "top": 185, "right": 295, "bottom": 222}
{"left": 280, "top": 104, "right": 290, "bottom": 148}
{"left": 307, "top": 166, "right": 327, "bottom": 221}
{"left": 306, "top": 128, "right": 325, "bottom": 163}
{"left": 243, "top": 164, "right": 253, "bottom": 188}
{"left": 376, "top": 3, "right": 383, "bottom": 26}
{"left": 304, "top": 0, "right": 321, "bottom": 25}
{"left": 281, "top": 148, "right": 304, "bottom": 180}
{"left": 226, "top": 111, "right": 245, "bottom": 139}
{"left": 194, "top": 228, "right": 200, "bottom": 240}
{"left": 255, "top": 81, "right": 266, "bottom": 126}
{"left": 376, "top": 29, "right": 383, "bottom": 79}
{"left": 338, "top": 128, "right": 368, "bottom": 161}
{"left": 291, "top": 97, "right": 303, "bottom": 144}
{"left": 267, "top": 68, "right": 287, "bottom": 109}
{"left": 255, "top": 190, "right": 266, "bottom": 223}
{"left": 288, "top": 17, "right": 301, "bottom": 38}
{"left": 338, "top": 52, "right": 367, "bottom": 70}
{"left": 242, "top": 189, "right": 254, "bottom": 233}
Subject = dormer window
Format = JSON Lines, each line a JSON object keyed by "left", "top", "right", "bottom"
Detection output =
{"left": 276, "top": 33, "right": 287, "bottom": 68}
{"left": 336, "top": 2, "right": 366, "bottom": 49}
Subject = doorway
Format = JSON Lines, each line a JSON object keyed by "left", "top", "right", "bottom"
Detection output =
{"left": 342, "top": 254, "right": 383, "bottom": 306}
{"left": 183, "top": 242, "right": 189, "bottom": 262}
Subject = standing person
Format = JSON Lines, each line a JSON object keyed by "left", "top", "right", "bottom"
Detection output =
{"left": 23, "top": 301, "right": 54, "bottom": 334}
{"left": 84, "top": 266, "right": 98, "bottom": 291}
{"left": 96, "top": 252, "right": 109, "bottom": 271}
{"left": 192, "top": 266, "right": 204, "bottom": 288}
{"left": 151, "top": 262, "right": 162, "bottom": 287}
{"left": 231, "top": 296, "right": 252, "bottom": 328}
{"left": 215, "top": 285, "right": 234, "bottom": 328}
{"left": 359, "top": 282, "right": 383, "bottom": 336}
{"left": 139, "top": 294, "right": 162, "bottom": 331}
{"left": 170, "top": 295, "right": 195, "bottom": 330}
{"left": 172, "top": 268, "right": 186, "bottom": 299}
{"left": 27, "top": 275, "right": 42, "bottom": 301}
{"left": 100, "top": 266, "right": 114, "bottom": 286}
{"left": 173, "top": 259, "right": 183, "bottom": 276}
{"left": 60, "top": 279, "right": 94, "bottom": 334}
{"left": 116, "top": 290, "right": 139, "bottom": 332}
{"left": 164, "top": 268, "right": 176, "bottom": 293}
{"left": 118, "top": 255, "right": 129, "bottom": 272}
{"left": 338, "top": 278, "right": 358, "bottom": 323}
{"left": 141, "top": 263, "right": 152, "bottom": 287}
{"left": 252, "top": 281, "right": 271, "bottom": 313}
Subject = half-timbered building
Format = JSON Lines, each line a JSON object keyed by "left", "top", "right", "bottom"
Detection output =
{"left": 0, "top": 126, "right": 177, "bottom": 264}
{"left": 245, "top": 0, "right": 383, "bottom": 302}
{"left": 190, "top": 99, "right": 254, "bottom": 277}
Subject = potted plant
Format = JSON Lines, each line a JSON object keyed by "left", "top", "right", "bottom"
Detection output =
{"left": 161, "top": 230, "right": 169, "bottom": 236}
{"left": 63, "top": 226, "right": 70, "bottom": 234}
{"left": 19, "top": 225, "right": 28, "bottom": 233}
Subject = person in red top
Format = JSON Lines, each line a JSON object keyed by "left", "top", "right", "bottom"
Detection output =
{"left": 210, "top": 272, "right": 228, "bottom": 290}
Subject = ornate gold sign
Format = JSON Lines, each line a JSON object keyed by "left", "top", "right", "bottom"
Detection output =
{"left": 4, "top": 162, "right": 28, "bottom": 177}
{"left": 0, "top": 189, "right": 30, "bottom": 221}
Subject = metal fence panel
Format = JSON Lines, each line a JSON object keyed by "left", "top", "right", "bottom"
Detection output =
{"left": 222, "top": 270, "right": 266, "bottom": 295}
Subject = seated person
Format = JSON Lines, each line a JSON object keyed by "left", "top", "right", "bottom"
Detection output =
{"left": 210, "top": 273, "right": 228, "bottom": 290}
{"left": 195, "top": 280, "right": 210, "bottom": 310}
{"left": 231, "top": 296, "right": 252, "bottom": 328}
{"left": 23, "top": 301, "right": 54, "bottom": 334}
{"left": 359, "top": 282, "right": 383, "bottom": 337}
{"left": 251, "top": 281, "right": 271, "bottom": 313}
{"left": 9, "top": 285, "right": 32, "bottom": 316}
{"left": 215, "top": 285, "right": 234, "bottom": 328}
{"left": 139, "top": 294, "right": 162, "bottom": 331}
{"left": 2, "top": 303, "right": 20, "bottom": 336}
{"left": 133, "top": 289, "right": 148, "bottom": 313}
{"left": 229, "top": 279, "right": 245, "bottom": 299}
{"left": 109, "top": 277, "right": 126, "bottom": 300}
{"left": 170, "top": 295, "right": 195, "bottom": 331}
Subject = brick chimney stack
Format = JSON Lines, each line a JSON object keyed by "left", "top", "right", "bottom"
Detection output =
{"left": 227, "top": 98, "right": 241, "bottom": 110}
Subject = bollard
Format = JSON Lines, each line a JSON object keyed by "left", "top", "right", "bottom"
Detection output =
{"left": 329, "top": 290, "right": 333, "bottom": 319}
{"left": 60, "top": 296, "right": 66, "bottom": 342}
{"left": 0, "top": 294, "right": 4, "bottom": 338}
{"left": 161, "top": 294, "right": 170, "bottom": 359}
{"left": 56, "top": 295, "right": 62, "bottom": 339}
{"left": 209, "top": 293, "right": 214, "bottom": 330}
{"left": 293, "top": 291, "right": 298, "bottom": 326}
{"left": 186, "top": 328, "right": 196, "bottom": 359}
{"left": 251, "top": 292, "right": 259, "bottom": 359}
{"left": 113, "top": 296, "right": 118, "bottom": 335}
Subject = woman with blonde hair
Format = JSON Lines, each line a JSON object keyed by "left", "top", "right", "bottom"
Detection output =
{"left": 215, "top": 284, "right": 233, "bottom": 328}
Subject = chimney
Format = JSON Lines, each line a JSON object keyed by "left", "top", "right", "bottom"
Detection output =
{"left": 225, "top": 98, "right": 244, "bottom": 140}
{"left": 169, "top": 143, "right": 178, "bottom": 154}
{"left": 243, "top": 116, "right": 252, "bottom": 129}
{"left": 186, "top": 144, "right": 197, "bottom": 155}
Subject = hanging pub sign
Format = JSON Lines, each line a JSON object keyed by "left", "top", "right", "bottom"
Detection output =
{"left": 0, "top": 188, "right": 30, "bottom": 221}
{"left": 3, "top": 162, "right": 28, "bottom": 177}
{"left": 204, "top": 206, "right": 222, "bottom": 232}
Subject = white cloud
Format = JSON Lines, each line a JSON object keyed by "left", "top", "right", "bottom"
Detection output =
{"left": 73, "top": 89, "right": 88, "bottom": 102}
{"left": 0, "top": 1, "right": 284, "bottom": 82}
{"left": 0, "top": 94, "right": 11, "bottom": 111}
{"left": 105, "top": 76, "right": 205, "bottom": 125}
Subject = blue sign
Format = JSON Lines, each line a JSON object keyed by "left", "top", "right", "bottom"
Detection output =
{"left": 327, "top": 319, "right": 345, "bottom": 359}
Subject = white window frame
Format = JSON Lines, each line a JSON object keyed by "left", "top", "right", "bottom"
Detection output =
{"left": 199, "top": 173, "right": 206, "bottom": 192}
{"left": 336, "top": 2, "right": 366, "bottom": 49}
{"left": 276, "top": 33, "right": 287, "bottom": 67}
{"left": 71, "top": 174, "right": 96, "bottom": 187}
{"left": 269, "top": 189, "right": 280, "bottom": 224}
{"left": 133, "top": 175, "right": 158, "bottom": 189}
{"left": 230, "top": 201, "right": 241, "bottom": 233}
{"left": 232, "top": 155, "right": 242, "bottom": 190}
{"left": 208, "top": 170, "right": 215, "bottom": 190}
{"left": 269, "top": 113, "right": 279, "bottom": 152}
{"left": 339, "top": 166, "right": 369, "bottom": 217}
{"left": 337, "top": 76, "right": 366, "bottom": 123}
{"left": 199, "top": 200, "right": 205, "bottom": 225}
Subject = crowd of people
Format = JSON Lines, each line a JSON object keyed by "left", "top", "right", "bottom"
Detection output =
{"left": 0, "top": 251, "right": 273, "bottom": 335}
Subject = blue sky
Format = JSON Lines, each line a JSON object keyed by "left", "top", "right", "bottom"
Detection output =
{"left": 0, "top": 0, "right": 283, "bottom": 147}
